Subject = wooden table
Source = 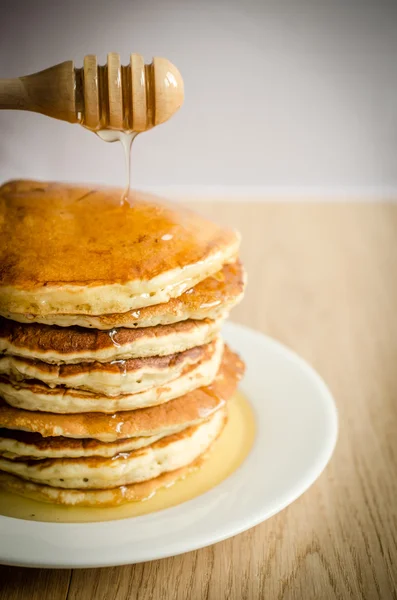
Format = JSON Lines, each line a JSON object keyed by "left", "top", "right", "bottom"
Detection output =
{"left": 1, "top": 203, "right": 396, "bottom": 600}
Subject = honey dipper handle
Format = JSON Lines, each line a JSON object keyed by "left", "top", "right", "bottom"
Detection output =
{"left": 0, "top": 61, "right": 78, "bottom": 123}
{"left": 0, "top": 78, "right": 28, "bottom": 109}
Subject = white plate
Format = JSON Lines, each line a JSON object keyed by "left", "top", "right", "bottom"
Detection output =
{"left": 0, "top": 322, "right": 337, "bottom": 568}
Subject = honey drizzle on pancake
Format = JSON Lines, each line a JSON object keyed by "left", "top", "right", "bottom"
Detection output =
{"left": 0, "top": 392, "right": 255, "bottom": 521}
{"left": 108, "top": 329, "right": 121, "bottom": 348}
{"left": 0, "top": 182, "right": 238, "bottom": 309}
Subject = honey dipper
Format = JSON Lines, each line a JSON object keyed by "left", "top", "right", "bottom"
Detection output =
{"left": 0, "top": 53, "right": 184, "bottom": 132}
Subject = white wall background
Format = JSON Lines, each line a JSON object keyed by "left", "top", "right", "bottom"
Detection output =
{"left": 0, "top": 0, "right": 396, "bottom": 197}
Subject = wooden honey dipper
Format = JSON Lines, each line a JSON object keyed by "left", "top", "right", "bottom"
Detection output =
{"left": 0, "top": 53, "right": 184, "bottom": 132}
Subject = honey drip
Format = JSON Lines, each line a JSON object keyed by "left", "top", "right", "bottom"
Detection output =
{"left": 108, "top": 329, "right": 121, "bottom": 348}
{"left": 96, "top": 130, "right": 138, "bottom": 204}
{"left": 0, "top": 392, "right": 255, "bottom": 523}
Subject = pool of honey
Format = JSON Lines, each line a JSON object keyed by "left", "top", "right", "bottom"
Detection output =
{"left": 0, "top": 391, "right": 255, "bottom": 523}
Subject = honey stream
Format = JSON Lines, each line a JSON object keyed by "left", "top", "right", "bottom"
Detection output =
{"left": 96, "top": 130, "right": 138, "bottom": 203}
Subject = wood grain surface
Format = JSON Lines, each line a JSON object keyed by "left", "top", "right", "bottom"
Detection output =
{"left": 1, "top": 202, "right": 396, "bottom": 600}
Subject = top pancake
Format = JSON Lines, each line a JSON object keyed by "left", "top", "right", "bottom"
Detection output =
{"left": 0, "top": 180, "right": 239, "bottom": 316}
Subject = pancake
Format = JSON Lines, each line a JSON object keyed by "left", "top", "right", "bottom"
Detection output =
{"left": 0, "top": 427, "right": 183, "bottom": 459}
{"left": 0, "top": 316, "right": 223, "bottom": 364}
{"left": 0, "top": 337, "right": 223, "bottom": 413}
{"left": 0, "top": 409, "right": 225, "bottom": 489}
{"left": 0, "top": 338, "right": 220, "bottom": 396}
{"left": 0, "top": 180, "right": 239, "bottom": 317}
{"left": 0, "top": 456, "right": 204, "bottom": 506}
{"left": 2, "top": 262, "right": 245, "bottom": 329}
{"left": 0, "top": 346, "right": 244, "bottom": 441}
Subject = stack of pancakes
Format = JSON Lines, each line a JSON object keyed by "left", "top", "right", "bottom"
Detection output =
{"left": 0, "top": 180, "right": 245, "bottom": 507}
